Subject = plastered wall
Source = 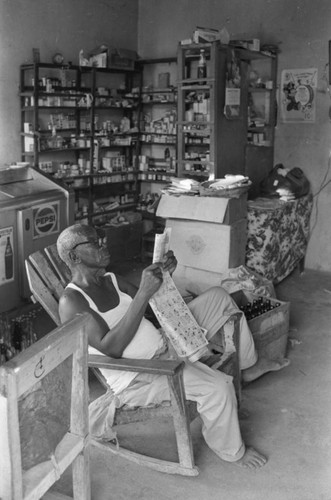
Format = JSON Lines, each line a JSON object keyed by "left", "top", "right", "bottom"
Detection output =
{"left": 0, "top": 0, "right": 138, "bottom": 165}
{"left": 138, "top": 0, "right": 331, "bottom": 272}
{"left": 0, "top": 0, "right": 330, "bottom": 272}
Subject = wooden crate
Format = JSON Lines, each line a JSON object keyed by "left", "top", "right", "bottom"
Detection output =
{"left": 0, "top": 314, "right": 91, "bottom": 500}
{"left": 230, "top": 290, "right": 290, "bottom": 360}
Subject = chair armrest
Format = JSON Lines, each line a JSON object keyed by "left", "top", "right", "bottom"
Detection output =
{"left": 88, "top": 354, "right": 184, "bottom": 376}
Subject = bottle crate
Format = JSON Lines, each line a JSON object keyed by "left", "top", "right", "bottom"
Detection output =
{"left": 230, "top": 290, "right": 290, "bottom": 360}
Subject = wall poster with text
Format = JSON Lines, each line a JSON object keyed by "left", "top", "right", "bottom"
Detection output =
{"left": 280, "top": 68, "right": 317, "bottom": 123}
{"left": 0, "top": 226, "right": 14, "bottom": 285}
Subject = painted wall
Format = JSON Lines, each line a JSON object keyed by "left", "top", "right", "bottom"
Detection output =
{"left": 138, "top": 0, "right": 331, "bottom": 272}
{"left": 0, "top": 0, "right": 330, "bottom": 272}
{"left": 0, "top": 0, "right": 138, "bottom": 166}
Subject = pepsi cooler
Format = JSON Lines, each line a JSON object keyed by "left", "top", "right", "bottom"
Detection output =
{"left": 0, "top": 165, "right": 74, "bottom": 313}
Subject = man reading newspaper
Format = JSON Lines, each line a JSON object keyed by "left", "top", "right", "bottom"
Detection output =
{"left": 57, "top": 223, "right": 289, "bottom": 469}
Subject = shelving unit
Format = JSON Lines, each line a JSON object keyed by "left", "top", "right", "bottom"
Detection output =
{"left": 242, "top": 48, "right": 278, "bottom": 198}
{"left": 176, "top": 42, "right": 277, "bottom": 196}
{"left": 177, "top": 42, "right": 218, "bottom": 180}
{"left": 138, "top": 57, "right": 177, "bottom": 185}
{"left": 19, "top": 62, "right": 142, "bottom": 223}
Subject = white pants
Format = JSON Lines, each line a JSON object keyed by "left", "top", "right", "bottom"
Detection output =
{"left": 117, "top": 287, "right": 257, "bottom": 462}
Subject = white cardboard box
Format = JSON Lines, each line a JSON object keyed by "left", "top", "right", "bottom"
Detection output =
{"left": 157, "top": 194, "right": 248, "bottom": 289}
{"left": 165, "top": 218, "right": 247, "bottom": 273}
{"left": 156, "top": 194, "right": 247, "bottom": 225}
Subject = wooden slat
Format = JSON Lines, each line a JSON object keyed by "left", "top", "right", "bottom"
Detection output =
{"left": 43, "top": 491, "right": 73, "bottom": 500}
{"left": 91, "top": 439, "right": 199, "bottom": 476}
{"left": 88, "top": 354, "right": 184, "bottom": 375}
{"left": 25, "top": 260, "right": 61, "bottom": 326}
{"left": 167, "top": 371, "right": 196, "bottom": 470}
{"left": 23, "top": 433, "right": 85, "bottom": 500}
{"left": 45, "top": 244, "right": 71, "bottom": 286}
{"left": 29, "top": 251, "right": 64, "bottom": 301}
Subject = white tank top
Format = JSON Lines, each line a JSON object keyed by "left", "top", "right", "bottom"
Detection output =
{"left": 66, "top": 272, "right": 165, "bottom": 394}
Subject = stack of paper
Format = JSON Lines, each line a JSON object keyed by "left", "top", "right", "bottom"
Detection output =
{"left": 161, "top": 177, "right": 200, "bottom": 195}
{"left": 205, "top": 175, "right": 251, "bottom": 190}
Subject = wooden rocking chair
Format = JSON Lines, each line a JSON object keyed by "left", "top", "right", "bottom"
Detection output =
{"left": 25, "top": 244, "right": 241, "bottom": 476}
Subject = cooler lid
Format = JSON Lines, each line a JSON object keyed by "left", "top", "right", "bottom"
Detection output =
{"left": 0, "top": 165, "right": 66, "bottom": 200}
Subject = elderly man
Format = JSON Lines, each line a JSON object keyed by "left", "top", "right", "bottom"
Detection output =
{"left": 57, "top": 223, "right": 288, "bottom": 469}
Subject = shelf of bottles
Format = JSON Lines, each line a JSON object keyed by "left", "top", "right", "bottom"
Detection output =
{"left": 177, "top": 43, "right": 217, "bottom": 179}
{"left": 246, "top": 54, "right": 277, "bottom": 148}
{"left": 20, "top": 63, "right": 141, "bottom": 171}
{"left": 0, "top": 309, "right": 39, "bottom": 366}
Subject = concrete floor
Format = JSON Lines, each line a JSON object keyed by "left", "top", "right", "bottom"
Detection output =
{"left": 53, "top": 265, "right": 331, "bottom": 500}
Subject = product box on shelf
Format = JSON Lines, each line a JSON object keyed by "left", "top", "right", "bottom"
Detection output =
{"left": 108, "top": 47, "right": 138, "bottom": 71}
{"left": 230, "top": 290, "right": 290, "bottom": 360}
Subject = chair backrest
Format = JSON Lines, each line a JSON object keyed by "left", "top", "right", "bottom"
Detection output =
{"left": 25, "top": 244, "right": 69, "bottom": 326}
{"left": 25, "top": 244, "right": 109, "bottom": 391}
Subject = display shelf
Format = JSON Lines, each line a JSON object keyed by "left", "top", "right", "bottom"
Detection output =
{"left": 177, "top": 41, "right": 277, "bottom": 194}
{"left": 20, "top": 61, "right": 143, "bottom": 225}
{"left": 138, "top": 57, "right": 177, "bottom": 184}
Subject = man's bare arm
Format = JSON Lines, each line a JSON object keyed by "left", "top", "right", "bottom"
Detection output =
{"left": 59, "top": 263, "right": 163, "bottom": 358}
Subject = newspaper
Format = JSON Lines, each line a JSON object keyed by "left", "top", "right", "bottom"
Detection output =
{"left": 149, "top": 229, "right": 209, "bottom": 362}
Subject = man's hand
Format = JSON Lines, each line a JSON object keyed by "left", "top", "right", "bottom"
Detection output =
{"left": 163, "top": 250, "right": 177, "bottom": 276}
{"left": 139, "top": 263, "right": 164, "bottom": 299}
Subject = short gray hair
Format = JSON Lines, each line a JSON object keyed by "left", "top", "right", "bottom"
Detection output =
{"left": 57, "top": 223, "right": 94, "bottom": 268}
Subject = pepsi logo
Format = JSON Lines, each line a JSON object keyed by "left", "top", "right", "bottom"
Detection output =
{"left": 34, "top": 204, "right": 58, "bottom": 235}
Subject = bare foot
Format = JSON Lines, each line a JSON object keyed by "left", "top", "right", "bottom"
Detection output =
{"left": 242, "top": 356, "right": 290, "bottom": 383}
{"left": 235, "top": 446, "right": 267, "bottom": 469}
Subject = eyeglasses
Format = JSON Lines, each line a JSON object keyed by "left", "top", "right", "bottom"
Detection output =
{"left": 71, "top": 236, "right": 107, "bottom": 251}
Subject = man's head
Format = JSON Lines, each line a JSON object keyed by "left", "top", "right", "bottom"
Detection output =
{"left": 57, "top": 223, "right": 109, "bottom": 270}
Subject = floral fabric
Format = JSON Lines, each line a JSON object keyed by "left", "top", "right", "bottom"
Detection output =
{"left": 245, "top": 194, "right": 313, "bottom": 284}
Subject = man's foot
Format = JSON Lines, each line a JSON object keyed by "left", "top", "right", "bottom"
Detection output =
{"left": 242, "top": 356, "right": 290, "bottom": 383}
{"left": 235, "top": 446, "right": 267, "bottom": 469}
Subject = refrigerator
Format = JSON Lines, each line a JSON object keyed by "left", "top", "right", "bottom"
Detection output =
{"left": 0, "top": 165, "right": 74, "bottom": 313}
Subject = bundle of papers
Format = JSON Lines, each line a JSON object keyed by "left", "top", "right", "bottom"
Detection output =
{"left": 205, "top": 174, "right": 251, "bottom": 190}
{"left": 161, "top": 177, "right": 200, "bottom": 195}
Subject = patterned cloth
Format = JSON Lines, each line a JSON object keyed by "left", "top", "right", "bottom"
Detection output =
{"left": 245, "top": 194, "right": 313, "bottom": 284}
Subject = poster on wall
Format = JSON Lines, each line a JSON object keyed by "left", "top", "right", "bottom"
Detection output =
{"left": 0, "top": 226, "right": 14, "bottom": 286}
{"left": 280, "top": 68, "right": 317, "bottom": 123}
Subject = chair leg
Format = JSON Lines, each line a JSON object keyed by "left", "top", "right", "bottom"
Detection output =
{"left": 167, "top": 371, "right": 199, "bottom": 475}
{"left": 72, "top": 445, "right": 91, "bottom": 500}
{"left": 91, "top": 369, "right": 199, "bottom": 476}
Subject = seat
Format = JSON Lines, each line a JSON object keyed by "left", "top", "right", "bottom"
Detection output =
{"left": 0, "top": 313, "right": 91, "bottom": 500}
{"left": 25, "top": 243, "right": 241, "bottom": 476}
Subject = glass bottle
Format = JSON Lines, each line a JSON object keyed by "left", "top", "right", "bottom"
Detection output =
{"left": 12, "top": 320, "right": 21, "bottom": 354}
{"left": 197, "top": 49, "right": 207, "bottom": 82}
{"left": 5, "top": 236, "right": 13, "bottom": 280}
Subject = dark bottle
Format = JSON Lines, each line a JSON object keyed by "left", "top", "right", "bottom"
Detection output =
{"left": 0, "top": 340, "right": 7, "bottom": 365}
{"left": 197, "top": 49, "right": 207, "bottom": 82}
{"left": 12, "top": 320, "right": 22, "bottom": 354}
{"left": 5, "top": 236, "right": 13, "bottom": 280}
